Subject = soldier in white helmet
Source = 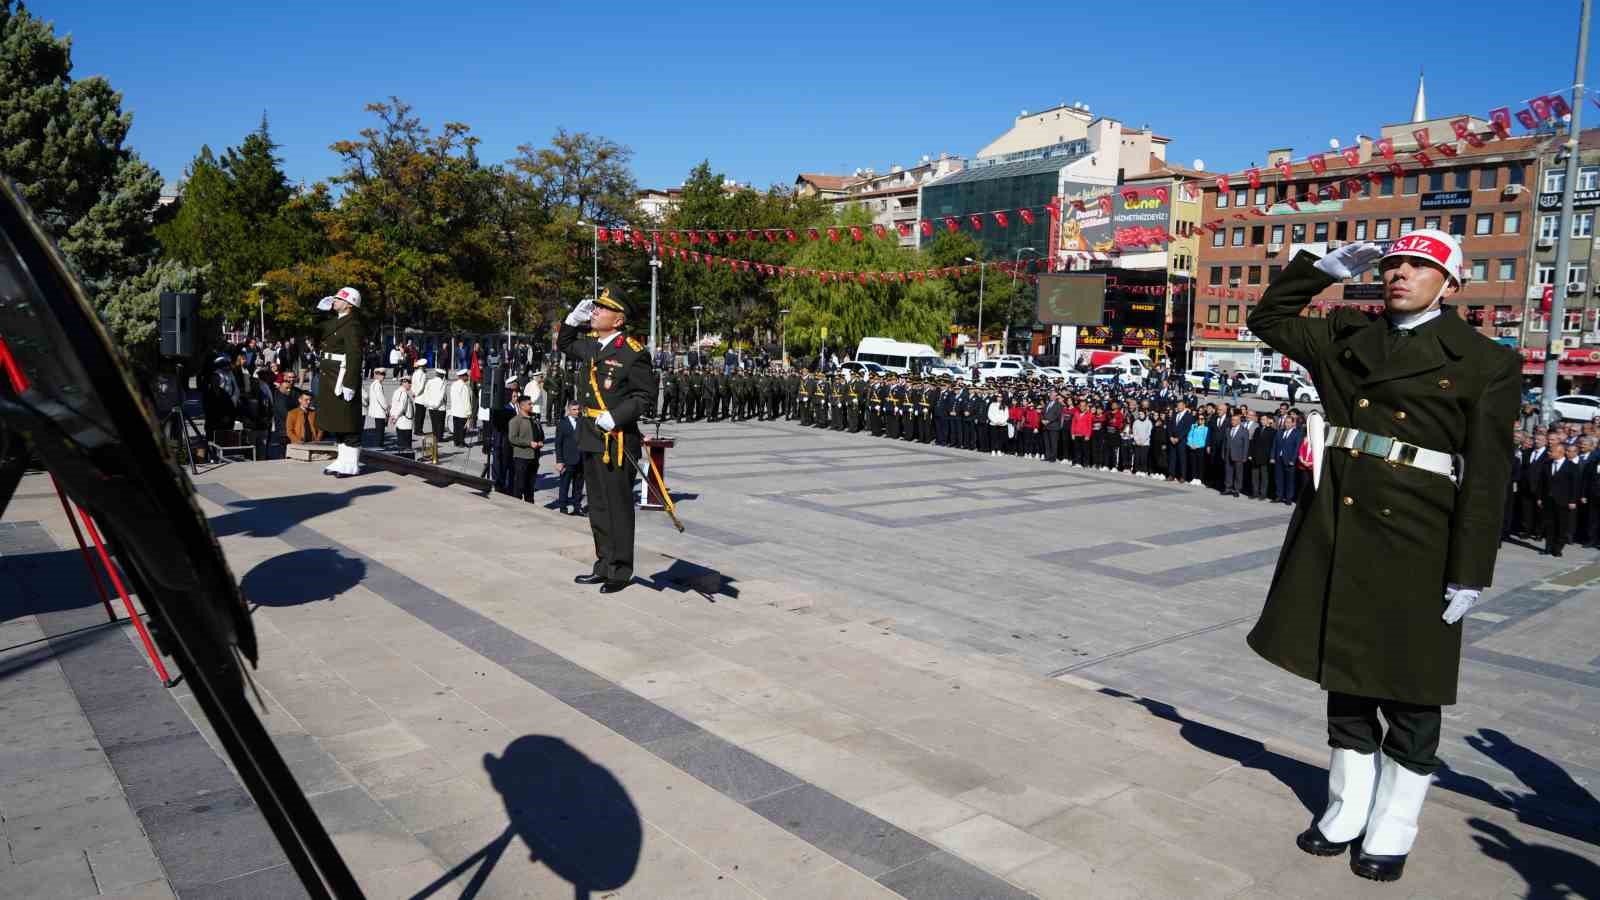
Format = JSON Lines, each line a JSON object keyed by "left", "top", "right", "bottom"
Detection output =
{"left": 1247, "top": 230, "right": 1520, "bottom": 882}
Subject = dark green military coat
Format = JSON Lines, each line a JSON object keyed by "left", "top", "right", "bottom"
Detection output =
{"left": 556, "top": 324, "right": 655, "bottom": 453}
{"left": 315, "top": 312, "right": 364, "bottom": 434}
{"left": 1246, "top": 252, "right": 1520, "bottom": 706}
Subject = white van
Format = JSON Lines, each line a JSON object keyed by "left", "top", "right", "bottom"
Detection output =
{"left": 854, "top": 337, "right": 942, "bottom": 375}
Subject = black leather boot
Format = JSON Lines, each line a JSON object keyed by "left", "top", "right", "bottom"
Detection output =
{"left": 1296, "top": 825, "right": 1355, "bottom": 857}
{"left": 1350, "top": 846, "right": 1407, "bottom": 881}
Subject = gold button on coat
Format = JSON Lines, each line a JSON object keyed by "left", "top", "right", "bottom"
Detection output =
{"left": 1381, "top": 508, "right": 1393, "bottom": 517}
{"left": 1350, "top": 448, "right": 1360, "bottom": 457}
{"left": 1342, "top": 496, "right": 1354, "bottom": 506}
{"left": 1394, "top": 410, "right": 1407, "bottom": 422}
{"left": 1357, "top": 398, "right": 1370, "bottom": 408}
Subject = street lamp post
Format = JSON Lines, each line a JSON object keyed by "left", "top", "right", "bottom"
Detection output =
{"left": 502, "top": 296, "right": 515, "bottom": 367}
{"left": 251, "top": 281, "right": 268, "bottom": 341}
{"left": 1005, "top": 247, "right": 1038, "bottom": 356}
{"left": 779, "top": 308, "right": 790, "bottom": 365}
{"left": 576, "top": 219, "right": 600, "bottom": 301}
{"left": 692, "top": 305, "right": 703, "bottom": 350}
{"left": 649, "top": 251, "right": 661, "bottom": 359}
{"left": 964, "top": 257, "right": 986, "bottom": 362}
{"left": 1542, "top": 0, "right": 1593, "bottom": 425}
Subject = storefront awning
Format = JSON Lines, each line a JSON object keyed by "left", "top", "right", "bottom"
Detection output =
{"left": 1522, "top": 363, "right": 1600, "bottom": 377}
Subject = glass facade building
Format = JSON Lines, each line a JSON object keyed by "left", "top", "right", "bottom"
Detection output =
{"left": 919, "top": 152, "right": 1085, "bottom": 262}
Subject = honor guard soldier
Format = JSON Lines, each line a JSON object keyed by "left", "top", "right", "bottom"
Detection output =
{"left": 315, "top": 286, "right": 365, "bottom": 477}
{"left": 1247, "top": 232, "right": 1520, "bottom": 882}
{"left": 686, "top": 366, "right": 704, "bottom": 420}
{"left": 558, "top": 289, "right": 657, "bottom": 594}
{"left": 797, "top": 371, "right": 812, "bottom": 425}
{"left": 831, "top": 376, "right": 847, "bottom": 430}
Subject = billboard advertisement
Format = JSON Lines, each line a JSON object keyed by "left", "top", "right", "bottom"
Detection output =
{"left": 1059, "top": 182, "right": 1115, "bottom": 254}
{"left": 1036, "top": 273, "right": 1107, "bottom": 326}
{"left": 1112, "top": 186, "right": 1171, "bottom": 249}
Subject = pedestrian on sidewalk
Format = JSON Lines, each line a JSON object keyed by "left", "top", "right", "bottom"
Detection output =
{"left": 1246, "top": 232, "right": 1519, "bottom": 883}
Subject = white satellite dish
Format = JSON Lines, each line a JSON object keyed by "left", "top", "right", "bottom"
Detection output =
{"left": 1329, "top": 138, "right": 1341, "bottom": 149}
{"left": 1193, "top": 159, "right": 1206, "bottom": 171}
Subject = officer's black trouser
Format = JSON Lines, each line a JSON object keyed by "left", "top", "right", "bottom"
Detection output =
{"left": 583, "top": 444, "right": 636, "bottom": 584}
{"left": 1327, "top": 692, "right": 1442, "bottom": 776}
{"left": 1043, "top": 429, "right": 1060, "bottom": 462}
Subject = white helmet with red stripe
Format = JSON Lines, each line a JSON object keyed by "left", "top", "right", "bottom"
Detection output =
{"left": 1382, "top": 229, "right": 1463, "bottom": 286}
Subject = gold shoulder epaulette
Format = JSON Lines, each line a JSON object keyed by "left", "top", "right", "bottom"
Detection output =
{"left": 626, "top": 336, "right": 643, "bottom": 352}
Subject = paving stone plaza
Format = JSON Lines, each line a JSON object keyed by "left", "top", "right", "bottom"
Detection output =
{"left": 3, "top": 416, "right": 1598, "bottom": 898}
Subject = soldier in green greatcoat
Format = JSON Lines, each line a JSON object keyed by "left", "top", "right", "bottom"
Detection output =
{"left": 315, "top": 287, "right": 365, "bottom": 477}
{"left": 1247, "top": 231, "right": 1519, "bottom": 883}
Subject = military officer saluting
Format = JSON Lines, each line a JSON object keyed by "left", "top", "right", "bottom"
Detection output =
{"left": 557, "top": 289, "right": 657, "bottom": 594}
{"left": 315, "top": 286, "right": 366, "bottom": 477}
{"left": 1247, "top": 231, "right": 1519, "bottom": 882}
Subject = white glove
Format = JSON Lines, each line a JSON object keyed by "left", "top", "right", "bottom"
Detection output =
{"left": 1313, "top": 241, "right": 1384, "bottom": 280}
{"left": 1442, "top": 583, "right": 1482, "bottom": 625}
{"left": 338, "top": 387, "right": 354, "bottom": 402}
{"left": 564, "top": 299, "right": 596, "bottom": 326}
{"left": 595, "top": 411, "right": 615, "bottom": 432}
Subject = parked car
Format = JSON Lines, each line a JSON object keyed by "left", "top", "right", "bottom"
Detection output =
{"left": 1183, "top": 368, "right": 1224, "bottom": 390}
{"left": 1553, "top": 394, "right": 1600, "bottom": 421}
{"left": 973, "top": 359, "right": 1028, "bottom": 383}
{"left": 1258, "top": 372, "right": 1320, "bottom": 403}
{"left": 838, "top": 360, "right": 888, "bottom": 378}
{"left": 922, "top": 361, "right": 971, "bottom": 382}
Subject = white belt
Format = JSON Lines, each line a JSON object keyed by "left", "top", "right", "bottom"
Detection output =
{"left": 1325, "top": 426, "right": 1455, "bottom": 481}
{"left": 324, "top": 352, "right": 345, "bottom": 362}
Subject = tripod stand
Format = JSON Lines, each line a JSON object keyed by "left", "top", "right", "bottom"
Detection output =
{"left": 158, "top": 363, "right": 210, "bottom": 476}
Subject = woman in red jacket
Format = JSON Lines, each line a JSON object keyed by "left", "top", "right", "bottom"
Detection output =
{"left": 1020, "top": 401, "right": 1043, "bottom": 459}
{"left": 1069, "top": 400, "right": 1093, "bottom": 467}
{"left": 1006, "top": 398, "right": 1025, "bottom": 456}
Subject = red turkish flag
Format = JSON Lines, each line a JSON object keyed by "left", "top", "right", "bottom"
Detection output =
{"left": 785, "top": 229, "right": 798, "bottom": 243}
{"left": 1246, "top": 168, "right": 1261, "bottom": 189}
{"left": 764, "top": 229, "right": 778, "bottom": 242}
{"left": 1121, "top": 188, "right": 1139, "bottom": 206}
{"left": 1308, "top": 153, "right": 1327, "bottom": 175}
{"left": 857, "top": 272, "right": 869, "bottom": 285}
{"left": 1542, "top": 284, "right": 1554, "bottom": 313}
{"left": 1435, "top": 143, "right": 1458, "bottom": 158}
{"left": 1366, "top": 170, "right": 1383, "bottom": 188}
{"left": 825, "top": 228, "right": 837, "bottom": 242}
{"left": 1517, "top": 108, "right": 1539, "bottom": 130}
{"left": 631, "top": 229, "right": 644, "bottom": 245}
{"left": 707, "top": 231, "right": 719, "bottom": 244}
{"left": 968, "top": 214, "right": 983, "bottom": 231}
{"left": 1530, "top": 96, "right": 1553, "bottom": 120}
{"left": 1343, "top": 177, "right": 1363, "bottom": 197}
{"left": 1414, "top": 151, "right": 1434, "bottom": 168}
{"left": 850, "top": 225, "right": 864, "bottom": 241}
{"left": 1551, "top": 95, "right": 1573, "bottom": 118}
{"left": 1340, "top": 147, "right": 1360, "bottom": 167}
{"left": 1097, "top": 196, "right": 1113, "bottom": 216}
{"left": 1070, "top": 199, "right": 1087, "bottom": 213}
{"left": 920, "top": 220, "right": 933, "bottom": 236}
{"left": 726, "top": 231, "right": 738, "bottom": 243}
{"left": 994, "top": 211, "right": 1009, "bottom": 228}
{"left": 1374, "top": 137, "right": 1395, "bottom": 160}
{"left": 596, "top": 227, "right": 609, "bottom": 242}
{"left": 913, "top": 271, "right": 924, "bottom": 283}
{"left": 1451, "top": 117, "right": 1486, "bottom": 148}
{"left": 1019, "top": 207, "right": 1036, "bottom": 225}
{"left": 669, "top": 231, "right": 682, "bottom": 244}
{"left": 1411, "top": 128, "right": 1433, "bottom": 150}
{"left": 873, "top": 224, "right": 888, "bottom": 240}
{"left": 944, "top": 217, "right": 959, "bottom": 232}
{"left": 1215, "top": 175, "right": 1230, "bottom": 195}
{"left": 896, "top": 222, "right": 912, "bottom": 238}
{"left": 689, "top": 230, "right": 701, "bottom": 244}
{"left": 1489, "top": 107, "right": 1513, "bottom": 139}
{"left": 1155, "top": 187, "right": 1168, "bottom": 204}
{"left": 1388, "top": 162, "right": 1405, "bottom": 178}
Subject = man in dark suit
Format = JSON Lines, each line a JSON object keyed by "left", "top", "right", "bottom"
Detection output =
{"left": 554, "top": 400, "right": 585, "bottom": 515}
{"left": 1250, "top": 413, "right": 1278, "bottom": 500}
{"left": 1273, "top": 413, "right": 1303, "bottom": 504}
{"left": 1168, "top": 401, "right": 1194, "bottom": 482}
{"left": 1042, "top": 393, "right": 1064, "bottom": 463}
{"left": 1516, "top": 433, "right": 1544, "bottom": 539}
{"left": 1541, "top": 441, "right": 1580, "bottom": 557}
{"left": 1504, "top": 433, "right": 1523, "bottom": 542}
{"left": 1223, "top": 413, "right": 1251, "bottom": 496}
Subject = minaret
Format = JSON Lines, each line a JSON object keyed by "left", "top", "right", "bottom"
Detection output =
{"left": 1411, "top": 69, "right": 1427, "bottom": 123}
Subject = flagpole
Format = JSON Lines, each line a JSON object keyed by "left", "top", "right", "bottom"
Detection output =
{"left": 1542, "top": 0, "right": 1591, "bottom": 424}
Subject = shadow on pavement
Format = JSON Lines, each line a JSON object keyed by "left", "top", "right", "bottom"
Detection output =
{"left": 239, "top": 548, "right": 367, "bottom": 609}
{"left": 641, "top": 558, "right": 739, "bottom": 602}
{"left": 207, "top": 485, "right": 394, "bottom": 538}
{"left": 1470, "top": 817, "right": 1600, "bottom": 899}
{"left": 1105, "top": 688, "right": 1323, "bottom": 815}
{"left": 1438, "top": 728, "right": 1600, "bottom": 848}
{"left": 408, "top": 736, "right": 642, "bottom": 900}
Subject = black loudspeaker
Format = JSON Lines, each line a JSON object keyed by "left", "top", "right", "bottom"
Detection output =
{"left": 478, "top": 363, "right": 506, "bottom": 411}
{"left": 159, "top": 292, "right": 200, "bottom": 361}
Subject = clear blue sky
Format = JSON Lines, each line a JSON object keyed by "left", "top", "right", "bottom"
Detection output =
{"left": 37, "top": 0, "right": 1600, "bottom": 193}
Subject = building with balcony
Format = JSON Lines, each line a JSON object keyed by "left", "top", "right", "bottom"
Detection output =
{"left": 1524, "top": 128, "right": 1600, "bottom": 384}
{"left": 1192, "top": 115, "right": 1547, "bottom": 371}
{"left": 831, "top": 155, "right": 963, "bottom": 246}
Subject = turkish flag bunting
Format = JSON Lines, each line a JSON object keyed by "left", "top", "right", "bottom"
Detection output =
{"left": 1215, "top": 175, "right": 1230, "bottom": 194}
{"left": 1551, "top": 95, "right": 1573, "bottom": 117}
{"left": 1530, "top": 96, "right": 1553, "bottom": 120}
{"left": 668, "top": 231, "right": 681, "bottom": 244}
{"left": 994, "top": 211, "right": 1009, "bottom": 228}
{"left": 1097, "top": 196, "right": 1113, "bottom": 216}
{"left": 1308, "top": 153, "right": 1327, "bottom": 175}
{"left": 825, "top": 228, "right": 837, "bottom": 242}
{"left": 968, "top": 214, "right": 983, "bottom": 231}
{"left": 1387, "top": 162, "right": 1405, "bottom": 178}
{"left": 1375, "top": 137, "right": 1395, "bottom": 160}
{"left": 945, "top": 217, "right": 959, "bottom": 232}
{"left": 1019, "top": 207, "right": 1035, "bottom": 224}
{"left": 1286, "top": 193, "right": 1300, "bottom": 211}
{"left": 1343, "top": 177, "right": 1363, "bottom": 197}
{"left": 1436, "top": 143, "right": 1458, "bottom": 158}
{"left": 631, "top": 229, "right": 644, "bottom": 244}
{"left": 1121, "top": 188, "right": 1138, "bottom": 205}
{"left": 1046, "top": 197, "right": 1061, "bottom": 217}
{"left": 1248, "top": 207, "right": 1266, "bottom": 218}
{"left": 1414, "top": 151, "right": 1434, "bottom": 168}
{"left": 596, "top": 227, "right": 609, "bottom": 242}
{"left": 707, "top": 231, "right": 718, "bottom": 244}
{"left": 614, "top": 229, "right": 626, "bottom": 244}
{"left": 1411, "top": 128, "right": 1432, "bottom": 149}
{"left": 1516, "top": 108, "right": 1539, "bottom": 130}
{"left": 1155, "top": 187, "right": 1168, "bottom": 204}
{"left": 857, "top": 272, "right": 869, "bottom": 285}
{"left": 1452, "top": 117, "right": 1486, "bottom": 148}
{"left": 764, "top": 229, "right": 777, "bottom": 242}
{"left": 1489, "top": 107, "right": 1513, "bottom": 139}
{"left": 1070, "top": 199, "right": 1087, "bottom": 213}
{"left": 1247, "top": 168, "right": 1261, "bottom": 189}
{"left": 920, "top": 220, "right": 933, "bottom": 236}
{"left": 1276, "top": 160, "right": 1293, "bottom": 181}
{"left": 690, "top": 251, "right": 700, "bottom": 262}
{"left": 1366, "top": 170, "right": 1383, "bottom": 187}
{"left": 689, "top": 231, "right": 701, "bottom": 244}
{"left": 873, "top": 224, "right": 888, "bottom": 240}
{"left": 1341, "top": 147, "right": 1360, "bottom": 167}
{"left": 726, "top": 231, "right": 738, "bottom": 243}
{"left": 817, "top": 271, "right": 827, "bottom": 283}
{"left": 785, "top": 229, "right": 798, "bottom": 243}
{"left": 850, "top": 225, "right": 863, "bottom": 241}
{"left": 913, "top": 271, "right": 924, "bottom": 282}
{"left": 1325, "top": 181, "right": 1342, "bottom": 199}
{"left": 897, "top": 222, "right": 912, "bottom": 237}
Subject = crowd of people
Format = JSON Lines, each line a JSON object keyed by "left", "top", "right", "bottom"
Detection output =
{"left": 656, "top": 367, "right": 1320, "bottom": 502}
{"left": 1508, "top": 411, "right": 1600, "bottom": 557}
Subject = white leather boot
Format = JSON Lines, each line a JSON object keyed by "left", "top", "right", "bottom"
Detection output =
{"left": 1297, "top": 748, "right": 1377, "bottom": 856}
{"left": 331, "top": 443, "right": 361, "bottom": 477}
{"left": 1351, "top": 754, "right": 1432, "bottom": 881}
